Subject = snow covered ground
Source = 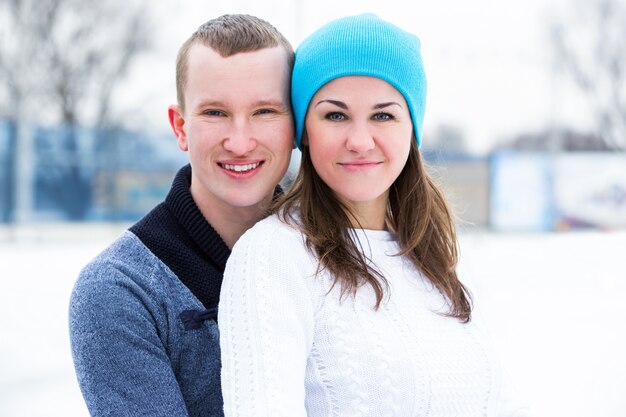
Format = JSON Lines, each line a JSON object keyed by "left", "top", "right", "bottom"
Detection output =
{"left": 1, "top": 224, "right": 625, "bottom": 417}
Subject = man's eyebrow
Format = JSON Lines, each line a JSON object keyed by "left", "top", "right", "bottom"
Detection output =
{"left": 195, "top": 99, "right": 227, "bottom": 109}
{"left": 253, "top": 100, "right": 289, "bottom": 109}
{"left": 195, "top": 99, "right": 287, "bottom": 109}
{"left": 314, "top": 99, "right": 348, "bottom": 110}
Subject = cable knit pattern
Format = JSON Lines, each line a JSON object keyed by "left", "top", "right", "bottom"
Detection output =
{"left": 255, "top": 228, "right": 281, "bottom": 415}
{"left": 219, "top": 214, "right": 529, "bottom": 417}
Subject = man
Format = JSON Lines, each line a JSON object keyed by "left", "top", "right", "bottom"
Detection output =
{"left": 69, "top": 14, "right": 294, "bottom": 416}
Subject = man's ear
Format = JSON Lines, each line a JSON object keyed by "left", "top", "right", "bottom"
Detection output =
{"left": 168, "top": 104, "right": 188, "bottom": 151}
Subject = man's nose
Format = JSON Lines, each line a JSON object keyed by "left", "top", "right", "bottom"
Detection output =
{"left": 223, "top": 120, "right": 257, "bottom": 155}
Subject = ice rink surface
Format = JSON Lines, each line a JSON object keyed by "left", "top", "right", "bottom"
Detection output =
{"left": 1, "top": 224, "right": 625, "bottom": 417}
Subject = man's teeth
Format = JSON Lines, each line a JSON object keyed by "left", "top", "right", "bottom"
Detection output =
{"left": 222, "top": 162, "right": 260, "bottom": 172}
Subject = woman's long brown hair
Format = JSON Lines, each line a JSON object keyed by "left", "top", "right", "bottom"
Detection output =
{"left": 277, "top": 137, "right": 472, "bottom": 322}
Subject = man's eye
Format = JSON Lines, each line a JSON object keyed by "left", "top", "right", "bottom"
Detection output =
{"left": 325, "top": 112, "right": 345, "bottom": 121}
{"left": 204, "top": 110, "right": 225, "bottom": 117}
{"left": 373, "top": 112, "right": 392, "bottom": 121}
{"left": 255, "top": 108, "right": 275, "bottom": 115}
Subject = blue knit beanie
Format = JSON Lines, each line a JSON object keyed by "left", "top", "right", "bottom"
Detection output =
{"left": 292, "top": 13, "right": 427, "bottom": 150}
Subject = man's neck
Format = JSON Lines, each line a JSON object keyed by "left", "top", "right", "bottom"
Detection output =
{"left": 191, "top": 189, "right": 272, "bottom": 249}
{"left": 202, "top": 203, "right": 267, "bottom": 249}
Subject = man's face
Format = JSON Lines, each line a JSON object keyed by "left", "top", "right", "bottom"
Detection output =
{"left": 169, "top": 45, "right": 294, "bottom": 212}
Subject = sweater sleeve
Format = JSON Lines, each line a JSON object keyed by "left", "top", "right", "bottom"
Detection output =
{"left": 219, "top": 220, "right": 316, "bottom": 417}
{"left": 460, "top": 274, "right": 531, "bottom": 417}
{"left": 496, "top": 370, "right": 532, "bottom": 417}
{"left": 69, "top": 260, "right": 190, "bottom": 417}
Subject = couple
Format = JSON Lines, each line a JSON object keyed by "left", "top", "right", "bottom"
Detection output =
{"left": 70, "top": 13, "right": 527, "bottom": 417}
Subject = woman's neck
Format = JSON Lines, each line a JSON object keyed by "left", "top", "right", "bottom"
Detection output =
{"left": 340, "top": 193, "right": 389, "bottom": 231}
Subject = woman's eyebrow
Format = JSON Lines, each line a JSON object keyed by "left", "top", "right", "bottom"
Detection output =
{"left": 373, "top": 102, "right": 402, "bottom": 109}
{"left": 314, "top": 100, "right": 402, "bottom": 110}
{"left": 314, "top": 99, "right": 348, "bottom": 109}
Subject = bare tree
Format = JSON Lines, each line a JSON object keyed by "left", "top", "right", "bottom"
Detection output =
{"left": 549, "top": 0, "right": 626, "bottom": 151}
{"left": 0, "top": 0, "right": 153, "bottom": 220}
{"left": 1, "top": 0, "right": 152, "bottom": 127}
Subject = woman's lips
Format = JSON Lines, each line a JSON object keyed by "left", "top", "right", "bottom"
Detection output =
{"left": 338, "top": 161, "right": 382, "bottom": 172}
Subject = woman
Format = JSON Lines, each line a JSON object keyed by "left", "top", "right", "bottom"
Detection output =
{"left": 219, "top": 13, "right": 527, "bottom": 417}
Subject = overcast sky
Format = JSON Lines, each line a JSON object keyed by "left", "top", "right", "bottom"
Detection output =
{"left": 116, "top": 0, "right": 594, "bottom": 154}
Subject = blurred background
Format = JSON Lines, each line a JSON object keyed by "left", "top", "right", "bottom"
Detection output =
{"left": 1, "top": 0, "right": 625, "bottom": 416}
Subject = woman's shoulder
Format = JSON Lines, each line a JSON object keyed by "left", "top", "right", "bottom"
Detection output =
{"left": 226, "top": 213, "right": 320, "bottom": 295}
{"left": 234, "top": 213, "right": 305, "bottom": 254}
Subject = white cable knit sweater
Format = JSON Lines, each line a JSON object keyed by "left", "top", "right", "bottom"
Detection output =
{"left": 219, "top": 214, "right": 528, "bottom": 417}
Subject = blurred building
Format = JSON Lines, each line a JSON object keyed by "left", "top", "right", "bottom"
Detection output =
{"left": 0, "top": 120, "right": 185, "bottom": 223}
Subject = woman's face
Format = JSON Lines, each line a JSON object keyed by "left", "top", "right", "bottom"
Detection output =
{"left": 304, "top": 76, "right": 413, "bottom": 220}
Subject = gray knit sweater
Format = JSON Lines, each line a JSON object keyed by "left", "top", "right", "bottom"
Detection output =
{"left": 69, "top": 165, "right": 228, "bottom": 417}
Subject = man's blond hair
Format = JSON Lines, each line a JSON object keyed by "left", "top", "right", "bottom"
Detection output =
{"left": 175, "top": 14, "right": 294, "bottom": 110}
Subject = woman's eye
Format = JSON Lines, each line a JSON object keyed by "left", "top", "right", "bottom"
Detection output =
{"left": 373, "top": 112, "right": 392, "bottom": 121}
{"left": 325, "top": 112, "right": 345, "bottom": 121}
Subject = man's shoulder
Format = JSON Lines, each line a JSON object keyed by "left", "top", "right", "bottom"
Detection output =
{"left": 89, "top": 229, "right": 156, "bottom": 263}
{"left": 74, "top": 231, "right": 164, "bottom": 294}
